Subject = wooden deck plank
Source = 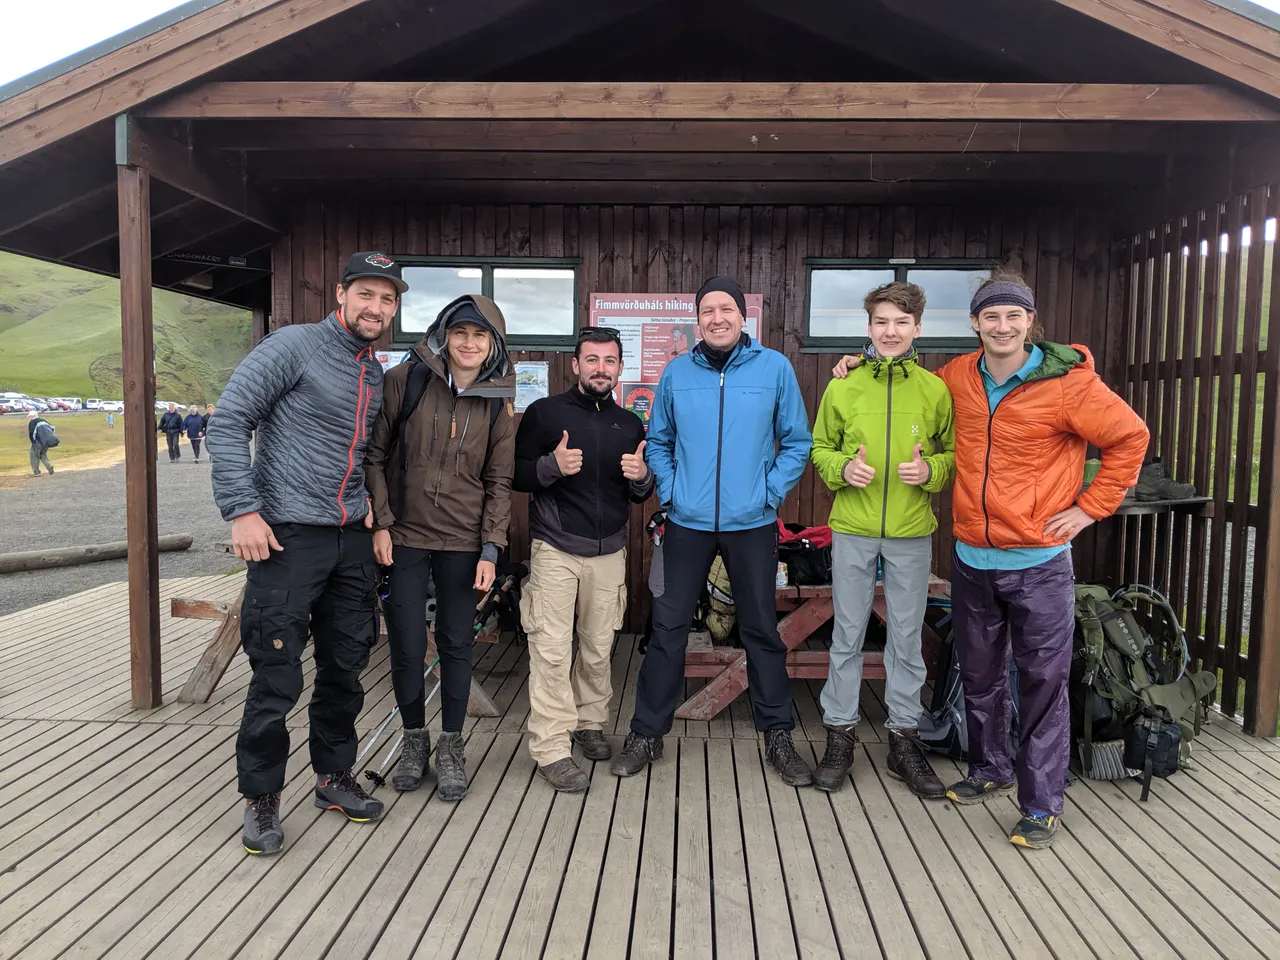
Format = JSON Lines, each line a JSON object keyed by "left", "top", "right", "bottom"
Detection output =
{"left": 0, "top": 727, "right": 236, "bottom": 958}
{"left": 1054, "top": 789, "right": 1222, "bottom": 959}
{"left": 1075, "top": 775, "right": 1280, "bottom": 956}
{"left": 606, "top": 634, "right": 634, "bottom": 738}
{"left": 798, "top": 741, "right": 925, "bottom": 960}
{"left": 672, "top": 739, "right": 714, "bottom": 959}
{"left": 628, "top": 735, "right": 678, "bottom": 960}
{"left": 731, "top": 738, "right": 800, "bottom": 958}
{"left": 82, "top": 738, "right": 314, "bottom": 960}
{"left": 761, "top": 746, "right": 843, "bottom": 959}
{"left": 496, "top": 759, "right": 598, "bottom": 960}
{"left": 0, "top": 725, "right": 232, "bottom": 901}
{"left": 312, "top": 733, "right": 513, "bottom": 960}
{"left": 583, "top": 757, "right": 649, "bottom": 958}
{"left": 705, "top": 739, "right": 756, "bottom": 959}
{"left": 398, "top": 747, "right": 537, "bottom": 959}
{"left": 932, "top": 758, "right": 1139, "bottom": 960}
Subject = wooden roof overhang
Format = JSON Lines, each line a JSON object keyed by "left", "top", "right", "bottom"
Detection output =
{"left": 1, "top": 0, "right": 1280, "bottom": 311}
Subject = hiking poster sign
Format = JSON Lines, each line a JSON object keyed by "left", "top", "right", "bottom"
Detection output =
{"left": 588, "top": 292, "right": 763, "bottom": 428}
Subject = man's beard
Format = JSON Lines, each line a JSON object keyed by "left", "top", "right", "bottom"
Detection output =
{"left": 581, "top": 377, "right": 614, "bottom": 399}
{"left": 343, "top": 311, "right": 383, "bottom": 343}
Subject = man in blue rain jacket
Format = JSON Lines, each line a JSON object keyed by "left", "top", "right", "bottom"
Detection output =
{"left": 612, "top": 275, "right": 815, "bottom": 785}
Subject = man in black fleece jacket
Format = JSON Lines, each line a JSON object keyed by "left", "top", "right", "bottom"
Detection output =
{"left": 514, "top": 326, "right": 653, "bottom": 792}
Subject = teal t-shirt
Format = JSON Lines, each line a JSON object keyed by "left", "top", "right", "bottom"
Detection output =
{"left": 954, "top": 345, "right": 1069, "bottom": 572}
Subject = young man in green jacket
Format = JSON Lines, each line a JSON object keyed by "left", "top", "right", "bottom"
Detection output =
{"left": 810, "top": 282, "right": 955, "bottom": 796}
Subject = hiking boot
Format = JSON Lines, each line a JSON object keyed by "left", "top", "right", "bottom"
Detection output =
{"left": 946, "top": 776, "right": 1016, "bottom": 805}
{"left": 611, "top": 732, "right": 663, "bottom": 777}
{"left": 1010, "top": 812, "right": 1060, "bottom": 849}
{"left": 764, "top": 729, "right": 814, "bottom": 787}
{"left": 435, "top": 732, "right": 468, "bottom": 802}
{"left": 392, "top": 727, "right": 431, "bottom": 792}
{"left": 886, "top": 729, "right": 946, "bottom": 799}
{"left": 538, "top": 757, "right": 590, "bottom": 793}
{"left": 812, "top": 724, "right": 857, "bottom": 792}
{"left": 1134, "top": 457, "right": 1196, "bottom": 502}
{"left": 315, "top": 770, "right": 385, "bottom": 822}
{"left": 571, "top": 729, "right": 612, "bottom": 761}
{"left": 242, "top": 792, "right": 283, "bottom": 855}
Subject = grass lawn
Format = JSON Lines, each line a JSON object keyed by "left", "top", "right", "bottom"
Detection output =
{"left": 0, "top": 412, "right": 126, "bottom": 476}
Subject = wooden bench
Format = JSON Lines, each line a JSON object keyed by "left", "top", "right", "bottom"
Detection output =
{"left": 675, "top": 576, "right": 950, "bottom": 721}
{"left": 170, "top": 540, "right": 500, "bottom": 716}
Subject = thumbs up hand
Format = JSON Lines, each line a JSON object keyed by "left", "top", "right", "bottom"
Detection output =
{"left": 621, "top": 439, "right": 649, "bottom": 481}
{"left": 842, "top": 445, "right": 876, "bottom": 488}
{"left": 897, "top": 443, "right": 930, "bottom": 486}
{"left": 554, "top": 430, "right": 583, "bottom": 476}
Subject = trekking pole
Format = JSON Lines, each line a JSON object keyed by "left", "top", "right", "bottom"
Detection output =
{"left": 364, "top": 673, "right": 444, "bottom": 789}
{"left": 353, "top": 656, "right": 440, "bottom": 772}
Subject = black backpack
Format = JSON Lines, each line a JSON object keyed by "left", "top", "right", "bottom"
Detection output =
{"left": 389, "top": 355, "right": 504, "bottom": 516}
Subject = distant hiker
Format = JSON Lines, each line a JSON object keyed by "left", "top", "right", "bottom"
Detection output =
{"left": 157, "top": 403, "right": 184, "bottom": 462}
{"left": 27, "top": 410, "right": 55, "bottom": 476}
{"left": 202, "top": 403, "right": 216, "bottom": 462}
{"left": 207, "top": 250, "right": 402, "bottom": 857}
{"left": 105, "top": 412, "right": 115, "bottom": 428}
{"left": 184, "top": 405, "right": 206, "bottom": 462}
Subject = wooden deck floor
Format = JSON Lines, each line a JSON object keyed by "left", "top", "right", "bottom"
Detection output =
{"left": 2, "top": 574, "right": 1280, "bottom": 959}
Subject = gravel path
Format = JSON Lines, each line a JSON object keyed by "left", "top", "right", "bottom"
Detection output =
{"left": 0, "top": 451, "right": 242, "bottom": 615}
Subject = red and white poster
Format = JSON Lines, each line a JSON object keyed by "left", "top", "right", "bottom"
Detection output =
{"left": 588, "top": 292, "right": 763, "bottom": 427}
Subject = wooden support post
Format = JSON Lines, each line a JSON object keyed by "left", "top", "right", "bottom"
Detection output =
{"left": 251, "top": 305, "right": 268, "bottom": 345}
{"left": 117, "top": 157, "right": 162, "bottom": 710}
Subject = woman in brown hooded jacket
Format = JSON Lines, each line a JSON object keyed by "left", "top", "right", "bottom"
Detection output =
{"left": 365, "top": 294, "right": 516, "bottom": 801}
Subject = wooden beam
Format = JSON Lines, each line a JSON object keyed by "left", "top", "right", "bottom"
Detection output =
{"left": 117, "top": 163, "right": 162, "bottom": 712}
{"left": 198, "top": 118, "right": 1250, "bottom": 154}
{"left": 269, "top": 177, "right": 1122, "bottom": 205}
{"left": 1046, "top": 0, "right": 1280, "bottom": 100}
{"left": 249, "top": 149, "right": 1161, "bottom": 183}
{"left": 252, "top": 306, "right": 268, "bottom": 345}
{"left": 0, "top": 0, "right": 383, "bottom": 167}
{"left": 118, "top": 116, "right": 281, "bottom": 232}
{"left": 142, "top": 81, "right": 1280, "bottom": 122}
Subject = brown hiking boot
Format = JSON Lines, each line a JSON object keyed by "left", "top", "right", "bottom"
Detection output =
{"left": 812, "top": 725, "right": 857, "bottom": 792}
{"left": 537, "top": 757, "right": 590, "bottom": 793}
{"left": 886, "top": 729, "right": 946, "bottom": 799}
{"left": 764, "top": 729, "right": 814, "bottom": 786}
{"left": 1134, "top": 457, "right": 1196, "bottom": 502}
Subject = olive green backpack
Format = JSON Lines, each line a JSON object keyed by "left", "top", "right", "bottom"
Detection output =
{"left": 1070, "top": 584, "right": 1217, "bottom": 777}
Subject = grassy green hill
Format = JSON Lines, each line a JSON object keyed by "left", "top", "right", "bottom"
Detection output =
{"left": 0, "top": 252, "right": 250, "bottom": 404}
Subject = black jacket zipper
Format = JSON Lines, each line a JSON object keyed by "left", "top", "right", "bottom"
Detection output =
{"left": 714, "top": 369, "right": 726, "bottom": 532}
{"left": 593, "top": 400, "right": 604, "bottom": 550}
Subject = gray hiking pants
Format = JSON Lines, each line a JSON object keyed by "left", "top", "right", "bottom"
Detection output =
{"left": 29, "top": 444, "right": 52, "bottom": 475}
{"left": 820, "top": 532, "right": 931, "bottom": 730}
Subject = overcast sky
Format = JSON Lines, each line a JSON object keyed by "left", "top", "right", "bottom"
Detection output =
{"left": 4, "top": 0, "right": 1280, "bottom": 88}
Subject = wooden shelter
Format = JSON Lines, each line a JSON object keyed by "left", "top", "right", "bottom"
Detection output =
{"left": 3, "top": 0, "right": 1280, "bottom": 735}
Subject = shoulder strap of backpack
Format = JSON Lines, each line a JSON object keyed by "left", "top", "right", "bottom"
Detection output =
{"left": 391, "top": 356, "right": 432, "bottom": 515}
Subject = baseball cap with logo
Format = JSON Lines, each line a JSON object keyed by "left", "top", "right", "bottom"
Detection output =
{"left": 341, "top": 251, "right": 409, "bottom": 294}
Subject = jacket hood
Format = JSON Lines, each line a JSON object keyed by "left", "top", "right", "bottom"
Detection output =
{"left": 1025, "top": 341, "right": 1091, "bottom": 383}
{"left": 414, "top": 294, "right": 515, "bottom": 396}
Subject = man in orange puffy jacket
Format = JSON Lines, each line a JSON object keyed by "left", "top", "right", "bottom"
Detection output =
{"left": 832, "top": 273, "right": 1147, "bottom": 850}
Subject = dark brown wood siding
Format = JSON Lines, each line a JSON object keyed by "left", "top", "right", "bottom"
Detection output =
{"left": 273, "top": 202, "right": 1122, "bottom": 631}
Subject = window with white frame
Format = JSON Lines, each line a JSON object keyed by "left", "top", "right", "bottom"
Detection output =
{"left": 807, "top": 260, "right": 993, "bottom": 350}
{"left": 396, "top": 258, "right": 578, "bottom": 344}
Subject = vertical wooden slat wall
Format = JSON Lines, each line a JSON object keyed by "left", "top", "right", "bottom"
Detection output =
{"left": 1118, "top": 184, "right": 1280, "bottom": 733}
{"left": 277, "top": 202, "right": 1120, "bottom": 635}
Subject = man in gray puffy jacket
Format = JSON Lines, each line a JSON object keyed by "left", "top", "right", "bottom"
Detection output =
{"left": 207, "top": 251, "right": 405, "bottom": 857}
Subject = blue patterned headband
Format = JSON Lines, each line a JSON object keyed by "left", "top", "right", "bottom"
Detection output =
{"left": 970, "top": 281, "right": 1035, "bottom": 316}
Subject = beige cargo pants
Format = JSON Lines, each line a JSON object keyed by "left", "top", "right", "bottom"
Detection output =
{"left": 522, "top": 539, "right": 627, "bottom": 765}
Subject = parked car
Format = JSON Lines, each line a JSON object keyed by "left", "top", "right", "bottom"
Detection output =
{"left": 85, "top": 398, "right": 104, "bottom": 411}
{"left": 53, "top": 397, "right": 82, "bottom": 411}
{"left": 100, "top": 400, "right": 125, "bottom": 413}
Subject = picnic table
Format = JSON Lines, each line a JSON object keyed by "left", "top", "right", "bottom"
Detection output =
{"left": 675, "top": 575, "right": 951, "bottom": 721}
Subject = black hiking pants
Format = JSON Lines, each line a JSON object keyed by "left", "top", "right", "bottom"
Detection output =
{"left": 631, "top": 520, "right": 793, "bottom": 738}
{"left": 236, "top": 522, "right": 378, "bottom": 798}
{"left": 384, "top": 547, "right": 481, "bottom": 733}
{"left": 165, "top": 431, "right": 182, "bottom": 461}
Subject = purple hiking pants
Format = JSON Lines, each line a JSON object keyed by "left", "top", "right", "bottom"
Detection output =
{"left": 951, "top": 549, "right": 1075, "bottom": 816}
